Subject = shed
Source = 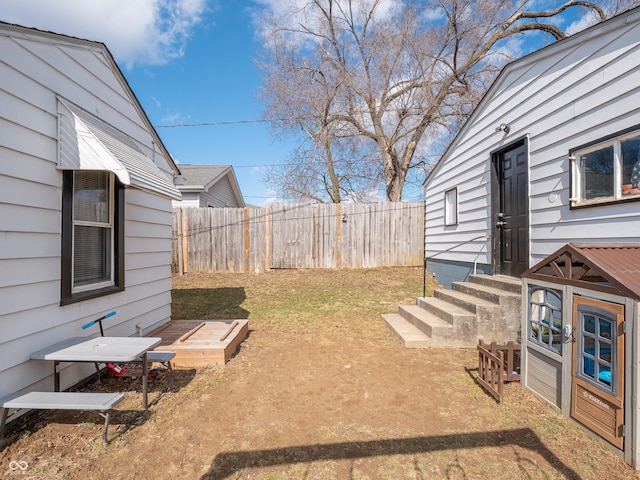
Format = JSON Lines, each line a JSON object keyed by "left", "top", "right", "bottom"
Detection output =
{"left": 522, "top": 243, "right": 640, "bottom": 467}
{"left": 0, "top": 21, "right": 181, "bottom": 406}
{"left": 172, "top": 164, "right": 245, "bottom": 208}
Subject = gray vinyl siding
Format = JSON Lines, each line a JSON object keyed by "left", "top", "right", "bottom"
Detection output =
{"left": 526, "top": 347, "right": 562, "bottom": 408}
{"left": 200, "top": 174, "right": 241, "bottom": 207}
{"left": 173, "top": 191, "right": 200, "bottom": 208}
{"left": 0, "top": 26, "right": 175, "bottom": 399}
{"left": 425, "top": 9, "right": 640, "bottom": 272}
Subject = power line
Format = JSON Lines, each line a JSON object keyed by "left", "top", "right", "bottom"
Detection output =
{"left": 155, "top": 119, "right": 270, "bottom": 128}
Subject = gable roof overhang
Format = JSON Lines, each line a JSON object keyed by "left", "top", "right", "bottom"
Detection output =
{"left": 522, "top": 243, "right": 640, "bottom": 301}
{"left": 422, "top": 6, "right": 640, "bottom": 190}
{"left": 57, "top": 99, "right": 182, "bottom": 200}
{"left": 0, "top": 20, "right": 181, "bottom": 181}
{"left": 176, "top": 164, "right": 245, "bottom": 207}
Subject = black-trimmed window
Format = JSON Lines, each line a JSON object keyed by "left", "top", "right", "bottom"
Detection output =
{"left": 570, "top": 128, "right": 640, "bottom": 207}
{"left": 61, "top": 170, "right": 124, "bottom": 305}
{"left": 528, "top": 287, "right": 563, "bottom": 354}
{"left": 444, "top": 187, "right": 458, "bottom": 226}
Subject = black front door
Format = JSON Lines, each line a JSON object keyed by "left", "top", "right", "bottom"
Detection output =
{"left": 495, "top": 142, "right": 528, "bottom": 277}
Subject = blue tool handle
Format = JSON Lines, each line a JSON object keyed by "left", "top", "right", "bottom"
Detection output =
{"left": 81, "top": 311, "right": 116, "bottom": 329}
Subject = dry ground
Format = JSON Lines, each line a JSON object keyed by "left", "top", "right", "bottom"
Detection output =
{"left": 1, "top": 267, "right": 637, "bottom": 479}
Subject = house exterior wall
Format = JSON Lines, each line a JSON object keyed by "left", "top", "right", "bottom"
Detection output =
{"left": 173, "top": 191, "right": 201, "bottom": 208}
{"left": 0, "top": 26, "right": 176, "bottom": 399}
{"left": 425, "top": 9, "right": 640, "bottom": 285}
{"left": 172, "top": 174, "right": 243, "bottom": 208}
{"left": 200, "top": 174, "right": 241, "bottom": 207}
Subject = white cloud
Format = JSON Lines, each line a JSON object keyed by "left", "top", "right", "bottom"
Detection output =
{"left": 160, "top": 111, "right": 189, "bottom": 125}
{"left": 0, "top": 0, "right": 207, "bottom": 67}
{"left": 566, "top": 13, "right": 599, "bottom": 36}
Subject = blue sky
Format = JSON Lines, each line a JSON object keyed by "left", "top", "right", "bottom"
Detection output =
{"left": 126, "top": 3, "right": 292, "bottom": 206}
{"left": 0, "top": 0, "right": 289, "bottom": 206}
{"left": 0, "top": 0, "right": 607, "bottom": 206}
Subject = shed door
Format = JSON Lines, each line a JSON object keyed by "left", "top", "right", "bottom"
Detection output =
{"left": 571, "top": 295, "right": 625, "bottom": 450}
{"left": 494, "top": 143, "right": 528, "bottom": 277}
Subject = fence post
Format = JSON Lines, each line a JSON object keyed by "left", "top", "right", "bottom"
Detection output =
{"left": 181, "top": 208, "right": 189, "bottom": 273}
{"left": 336, "top": 204, "right": 343, "bottom": 269}
{"left": 264, "top": 204, "right": 271, "bottom": 271}
{"left": 176, "top": 208, "right": 184, "bottom": 275}
{"left": 244, "top": 207, "right": 251, "bottom": 273}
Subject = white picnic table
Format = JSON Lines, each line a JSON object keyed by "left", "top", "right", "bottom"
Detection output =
{"left": 30, "top": 336, "right": 161, "bottom": 409}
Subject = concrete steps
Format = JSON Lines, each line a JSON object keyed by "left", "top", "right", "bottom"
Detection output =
{"left": 383, "top": 274, "right": 522, "bottom": 348}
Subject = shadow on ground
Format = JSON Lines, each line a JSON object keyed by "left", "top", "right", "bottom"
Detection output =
{"left": 171, "top": 287, "right": 249, "bottom": 320}
{"left": 202, "top": 428, "right": 579, "bottom": 480}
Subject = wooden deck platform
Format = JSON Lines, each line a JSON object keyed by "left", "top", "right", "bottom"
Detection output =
{"left": 147, "top": 319, "right": 248, "bottom": 367}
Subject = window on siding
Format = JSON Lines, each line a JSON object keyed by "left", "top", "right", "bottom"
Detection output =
{"left": 444, "top": 188, "right": 458, "bottom": 226}
{"left": 61, "top": 171, "right": 124, "bottom": 305}
{"left": 528, "top": 287, "right": 563, "bottom": 354}
{"left": 571, "top": 130, "right": 640, "bottom": 207}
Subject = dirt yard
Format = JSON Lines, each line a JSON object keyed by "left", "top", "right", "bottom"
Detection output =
{"left": 1, "top": 267, "right": 637, "bottom": 479}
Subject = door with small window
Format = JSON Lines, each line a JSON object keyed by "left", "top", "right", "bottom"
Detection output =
{"left": 571, "top": 296, "right": 625, "bottom": 449}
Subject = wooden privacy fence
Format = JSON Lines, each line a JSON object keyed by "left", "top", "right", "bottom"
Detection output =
{"left": 477, "top": 340, "right": 521, "bottom": 403}
{"left": 172, "top": 202, "right": 425, "bottom": 274}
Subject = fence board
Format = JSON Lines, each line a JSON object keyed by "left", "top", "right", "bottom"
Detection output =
{"left": 172, "top": 202, "right": 424, "bottom": 273}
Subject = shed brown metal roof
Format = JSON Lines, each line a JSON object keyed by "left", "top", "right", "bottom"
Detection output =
{"left": 522, "top": 243, "right": 640, "bottom": 301}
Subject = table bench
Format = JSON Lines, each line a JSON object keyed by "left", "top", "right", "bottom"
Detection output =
{"left": 127, "top": 351, "right": 176, "bottom": 385}
{"left": 1, "top": 391, "right": 124, "bottom": 447}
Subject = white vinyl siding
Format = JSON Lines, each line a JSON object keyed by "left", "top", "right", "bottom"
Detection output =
{"left": 172, "top": 191, "right": 200, "bottom": 208}
{"left": 425, "top": 10, "right": 640, "bottom": 270}
{"left": 0, "top": 25, "right": 175, "bottom": 400}
{"left": 201, "top": 174, "right": 241, "bottom": 207}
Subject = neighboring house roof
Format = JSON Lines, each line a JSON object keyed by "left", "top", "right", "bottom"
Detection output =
{"left": 523, "top": 243, "right": 640, "bottom": 301}
{"left": 423, "top": 6, "right": 640, "bottom": 188}
{"left": 175, "top": 164, "right": 245, "bottom": 207}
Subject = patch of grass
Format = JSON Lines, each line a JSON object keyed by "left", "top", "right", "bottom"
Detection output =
{"left": 171, "top": 267, "right": 434, "bottom": 336}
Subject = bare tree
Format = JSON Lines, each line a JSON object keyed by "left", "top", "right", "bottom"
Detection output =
{"left": 258, "top": 0, "right": 636, "bottom": 202}
{"left": 259, "top": 40, "right": 380, "bottom": 202}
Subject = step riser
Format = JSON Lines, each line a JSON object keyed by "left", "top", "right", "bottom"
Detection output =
{"left": 434, "top": 289, "right": 479, "bottom": 313}
{"left": 398, "top": 306, "right": 451, "bottom": 337}
{"left": 452, "top": 282, "right": 503, "bottom": 304}
{"left": 382, "top": 314, "right": 474, "bottom": 348}
{"left": 469, "top": 274, "right": 522, "bottom": 294}
{"left": 384, "top": 275, "right": 522, "bottom": 348}
{"left": 382, "top": 314, "right": 433, "bottom": 348}
{"left": 416, "top": 297, "right": 475, "bottom": 327}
